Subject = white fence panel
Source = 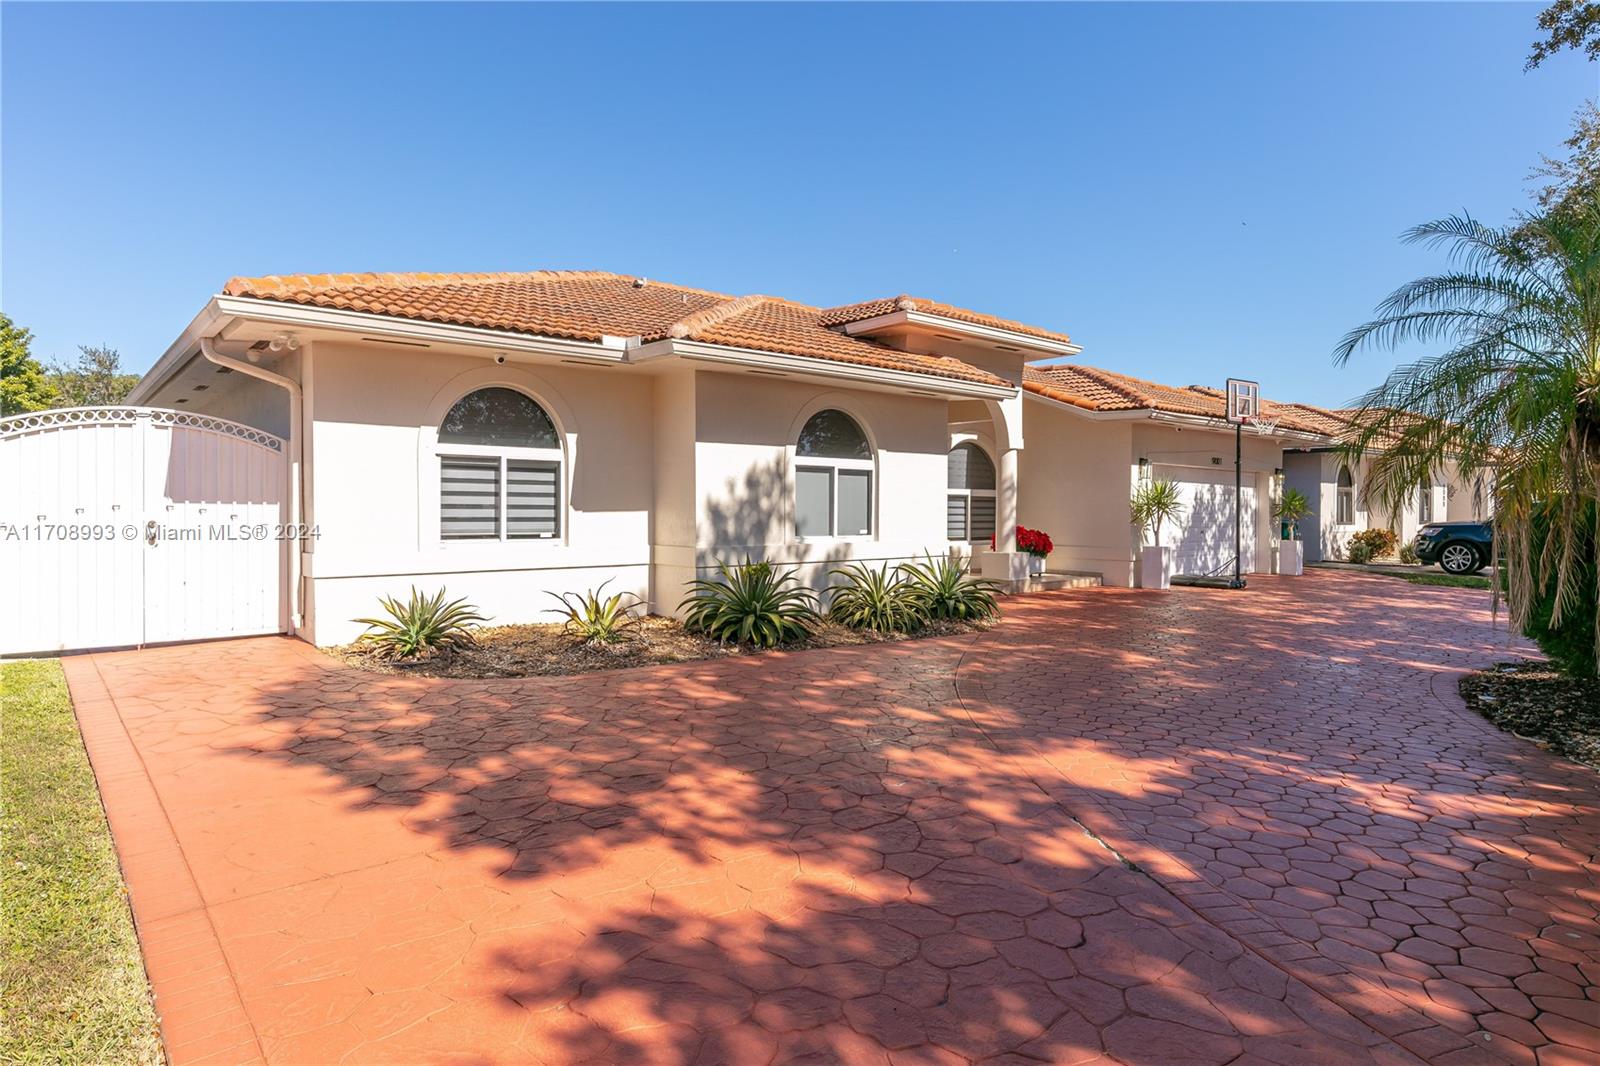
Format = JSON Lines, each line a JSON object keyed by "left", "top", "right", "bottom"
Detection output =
{"left": 0, "top": 407, "right": 288, "bottom": 655}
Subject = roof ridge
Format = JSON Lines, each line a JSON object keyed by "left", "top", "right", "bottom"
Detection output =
{"left": 667, "top": 295, "right": 773, "bottom": 339}
{"left": 223, "top": 270, "right": 633, "bottom": 298}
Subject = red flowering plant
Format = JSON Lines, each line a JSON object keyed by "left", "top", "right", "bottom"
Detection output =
{"left": 990, "top": 526, "right": 1054, "bottom": 556}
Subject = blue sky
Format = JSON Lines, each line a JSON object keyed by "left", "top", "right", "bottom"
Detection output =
{"left": 2, "top": 2, "right": 1592, "bottom": 405}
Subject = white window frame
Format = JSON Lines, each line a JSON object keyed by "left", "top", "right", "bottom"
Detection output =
{"left": 1335, "top": 465, "right": 1355, "bottom": 527}
{"left": 947, "top": 443, "right": 997, "bottom": 543}
{"left": 791, "top": 407, "right": 876, "bottom": 542}
{"left": 1418, "top": 480, "right": 1434, "bottom": 524}
{"left": 795, "top": 457, "right": 874, "bottom": 540}
{"left": 437, "top": 442, "right": 563, "bottom": 542}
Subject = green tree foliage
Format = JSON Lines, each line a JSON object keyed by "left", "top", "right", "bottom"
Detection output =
{"left": 0, "top": 314, "right": 57, "bottom": 415}
{"left": 1527, "top": 0, "right": 1600, "bottom": 69}
{"left": 1334, "top": 194, "right": 1600, "bottom": 674}
{"left": 47, "top": 345, "right": 139, "bottom": 407}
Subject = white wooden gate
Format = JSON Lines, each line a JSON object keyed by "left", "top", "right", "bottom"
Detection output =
{"left": 0, "top": 407, "right": 288, "bottom": 655}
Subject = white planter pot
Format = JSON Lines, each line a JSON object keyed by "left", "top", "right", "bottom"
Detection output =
{"left": 1279, "top": 540, "right": 1304, "bottom": 576}
{"left": 1138, "top": 546, "right": 1173, "bottom": 590}
{"left": 1028, "top": 555, "right": 1046, "bottom": 577}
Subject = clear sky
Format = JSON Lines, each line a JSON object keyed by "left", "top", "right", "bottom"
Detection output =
{"left": 2, "top": 2, "right": 1593, "bottom": 406}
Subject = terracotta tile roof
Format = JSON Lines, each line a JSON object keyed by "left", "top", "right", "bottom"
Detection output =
{"left": 818, "top": 295, "right": 1073, "bottom": 346}
{"left": 221, "top": 271, "right": 1008, "bottom": 388}
{"left": 1022, "top": 365, "right": 1337, "bottom": 437}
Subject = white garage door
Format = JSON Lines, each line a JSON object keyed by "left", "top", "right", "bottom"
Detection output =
{"left": 0, "top": 407, "right": 288, "bottom": 655}
{"left": 1152, "top": 464, "right": 1257, "bottom": 577}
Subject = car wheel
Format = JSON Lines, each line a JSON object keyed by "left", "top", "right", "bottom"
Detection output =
{"left": 1439, "top": 542, "right": 1482, "bottom": 575}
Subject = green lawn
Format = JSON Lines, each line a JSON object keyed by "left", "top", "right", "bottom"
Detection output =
{"left": 1, "top": 659, "right": 162, "bottom": 1065}
{"left": 1397, "top": 572, "right": 1493, "bottom": 589}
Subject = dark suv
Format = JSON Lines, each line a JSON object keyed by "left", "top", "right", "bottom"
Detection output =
{"left": 1414, "top": 521, "right": 1493, "bottom": 575}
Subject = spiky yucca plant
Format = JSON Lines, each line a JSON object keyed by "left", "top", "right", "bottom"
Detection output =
{"left": 827, "top": 563, "right": 929, "bottom": 633}
{"left": 1335, "top": 196, "right": 1600, "bottom": 670}
{"left": 1130, "top": 479, "right": 1185, "bottom": 548}
{"left": 679, "top": 559, "right": 820, "bottom": 647}
{"left": 353, "top": 587, "right": 487, "bottom": 660}
{"left": 898, "top": 554, "right": 1004, "bottom": 621}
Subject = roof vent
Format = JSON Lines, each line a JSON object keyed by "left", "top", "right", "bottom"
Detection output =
{"left": 633, "top": 277, "right": 649, "bottom": 288}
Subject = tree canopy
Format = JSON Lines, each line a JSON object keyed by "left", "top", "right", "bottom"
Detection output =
{"left": 0, "top": 314, "right": 57, "bottom": 415}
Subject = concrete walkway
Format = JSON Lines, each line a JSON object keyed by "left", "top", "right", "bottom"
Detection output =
{"left": 64, "top": 572, "right": 1597, "bottom": 1065}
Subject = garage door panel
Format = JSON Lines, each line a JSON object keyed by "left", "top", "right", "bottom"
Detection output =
{"left": 1153, "top": 464, "right": 1257, "bottom": 576}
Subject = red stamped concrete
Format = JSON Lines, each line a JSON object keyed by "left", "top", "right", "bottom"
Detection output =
{"left": 64, "top": 571, "right": 1596, "bottom": 1065}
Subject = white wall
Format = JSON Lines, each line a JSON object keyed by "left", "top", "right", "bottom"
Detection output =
{"left": 1017, "top": 399, "right": 1136, "bottom": 585}
{"left": 302, "top": 342, "right": 656, "bottom": 644}
{"left": 691, "top": 370, "right": 956, "bottom": 594}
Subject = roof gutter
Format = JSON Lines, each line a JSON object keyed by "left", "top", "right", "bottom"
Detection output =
{"left": 199, "top": 337, "right": 305, "bottom": 636}
{"left": 838, "top": 310, "right": 1081, "bottom": 358}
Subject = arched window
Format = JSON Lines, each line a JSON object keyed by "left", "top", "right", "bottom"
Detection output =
{"left": 1335, "top": 464, "right": 1355, "bottom": 526}
{"left": 437, "top": 387, "right": 562, "bottom": 540}
{"left": 794, "top": 409, "right": 873, "bottom": 538}
{"left": 947, "top": 442, "right": 996, "bottom": 542}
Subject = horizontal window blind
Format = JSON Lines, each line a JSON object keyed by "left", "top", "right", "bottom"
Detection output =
{"left": 507, "top": 460, "right": 560, "bottom": 538}
{"left": 440, "top": 456, "right": 500, "bottom": 539}
{"left": 971, "top": 495, "right": 997, "bottom": 540}
{"left": 947, "top": 495, "right": 969, "bottom": 540}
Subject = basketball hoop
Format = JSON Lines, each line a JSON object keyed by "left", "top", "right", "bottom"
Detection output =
{"left": 1225, "top": 378, "right": 1260, "bottom": 424}
{"left": 1223, "top": 379, "right": 1260, "bottom": 590}
{"left": 1247, "top": 417, "right": 1279, "bottom": 437}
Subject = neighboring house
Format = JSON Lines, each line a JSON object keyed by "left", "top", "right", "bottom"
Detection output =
{"left": 112, "top": 268, "right": 1479, "bottom": 650}
{"left": 1016, "top": 366, "right": 1336, "bottom": 584}
{"left": 128, "top": 271, "right": 1075, "bottom": 646}
{"left": 1277, "top": 407, "right": 1488, "bottom": 563}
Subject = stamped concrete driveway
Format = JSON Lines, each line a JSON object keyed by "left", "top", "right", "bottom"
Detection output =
{"left": 65, "top": 571, "right": 1597, "bottom": 1066}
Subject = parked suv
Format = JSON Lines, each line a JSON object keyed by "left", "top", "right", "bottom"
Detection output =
{"left": 1413, "top": 521, "right": 1493, "bottom": 575}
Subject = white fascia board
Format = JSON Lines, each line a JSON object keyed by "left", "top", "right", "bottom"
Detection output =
{"left": 1146, "top": 409, "right": 1332, "bottom": 445}
{"left": 211, "top": 296, "right": 629, "bottom": 361}
{"left": 1023, "top": 391, "right": 1333, "bottom": 445}
{"left": 839, "top": 310, "right": 1082, "bottom": 357}
{"left": 131, "top": 297, "right": 628, "bottom": 404}
{"left": 128, "top": 299, "right": 228, "bottom": 404}
{"left": 642, "top": 339, "right": 1017, "bottom": 399}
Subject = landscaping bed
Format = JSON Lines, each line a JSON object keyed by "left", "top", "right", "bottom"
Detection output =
{"left": 1459, "top": 660, "right": 1600, "bottom": 769}
{"left": 331, "top": 614, "right": 993, "bottom": 679}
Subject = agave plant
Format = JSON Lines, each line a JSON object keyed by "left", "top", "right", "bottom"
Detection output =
{"left": 898, "top": 554, "right": 1004, "bottom": 621}
{"left": 1334, "top": 193, "right": 1600, "bottom": 669}
{"left": 827, "top": 563, "right": 929, "bottom": 634}
{"left": 546, "top": 580, "right": 642, "bottom": 644}
{"left": 679, "top": 559, "right": 820, "bottom": 647}
{"left": 353, "top": 587, "right": 487, "bottom": 660}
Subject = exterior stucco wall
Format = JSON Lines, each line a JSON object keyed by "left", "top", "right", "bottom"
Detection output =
{"left": 691, "top": 370, "right": 955, "bottom": 593}
{"left": 301, "top": 341, "right": 656, "bottom": 645}
{"left": 1016, "top": 399, "right": 1136, "bottom": 586}
{"left": 1129, "top": 421, "right": 1281, "bottom": 575}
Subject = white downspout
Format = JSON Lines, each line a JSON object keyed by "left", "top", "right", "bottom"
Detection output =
{"left": 199, "top": 337, "right": 304, "bottom": 634}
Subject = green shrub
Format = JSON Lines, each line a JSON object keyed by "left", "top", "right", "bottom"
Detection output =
{"left": 828, "top": 563, "right": 928, "bottom": 634}
{"left": 1346, "top": 527, "right": 1399, "bottom": 562}
{"left": 898, "top": 554, "right": 1005, "bottom": 621}
{"left": 1523, "top": 500, "right": 1597, "bottom": 678}
{"left": 547, "top": 580, "right": 641, "bottom": 644}
{"left": 354, "top": 587, "right": 487, "bottom": 659}
{"left": 680, "top": 559, "right": 820, "bottom": 647}
{"left": 1399, "top": 542, "right": 1420, "bottom": 565}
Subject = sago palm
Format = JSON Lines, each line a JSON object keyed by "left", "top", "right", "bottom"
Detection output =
{"left": 1333, "top": 194, "right": 1600, "bottom": 663}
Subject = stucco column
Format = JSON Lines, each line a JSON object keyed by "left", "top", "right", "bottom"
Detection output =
{"left": 998, "top": 447, "right": 1019, "bottom": 553}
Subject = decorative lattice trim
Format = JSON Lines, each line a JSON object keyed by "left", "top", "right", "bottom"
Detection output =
{"left": 0, "top": 406, "right": 284, "bottom": 452}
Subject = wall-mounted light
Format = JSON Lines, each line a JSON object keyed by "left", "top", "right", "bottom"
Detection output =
{"left": 268, "top": 333, "right": 300, "bottom": 353}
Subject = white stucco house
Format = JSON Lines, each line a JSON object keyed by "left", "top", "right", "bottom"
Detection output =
{"left": 83, "top": 268, "right": 1477, "bottom": 651}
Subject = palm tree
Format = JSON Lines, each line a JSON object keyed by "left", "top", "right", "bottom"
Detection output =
{"left": 1333, "top": 193, "right": 1599, "bottom": 667}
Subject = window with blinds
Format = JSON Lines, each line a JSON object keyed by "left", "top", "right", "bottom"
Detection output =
{"left": 440, "top": 456, "right": 501, "bottom": 539}
{"left": 507, "top": 460, "right": 559, "bottom": 538}
{"left": 947, "top": 442, "right": 997, "bottom": 541}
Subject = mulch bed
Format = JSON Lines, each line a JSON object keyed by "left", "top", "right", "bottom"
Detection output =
{"left": 330, "top": 614, "right": 992, "bottom": 679}
{"left": 1459, "top": 661, "right": 1600, "bottom": 770}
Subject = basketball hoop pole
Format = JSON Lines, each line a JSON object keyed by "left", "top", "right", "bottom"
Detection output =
{"left": 1232, "top": 419, "right": 1246, "bottom": 589}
